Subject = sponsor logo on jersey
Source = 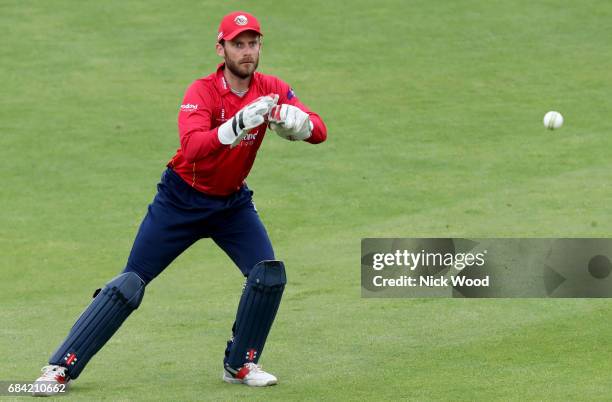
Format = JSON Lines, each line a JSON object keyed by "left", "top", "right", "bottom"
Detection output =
{"left": 180, "top": 103, "right": 198, "bottom": 112}
{"left": 238, "top": 129, "right": 260, "bottom": 146}
{"left": 287, "top": 88, "right": 295, "bottom": 100}
{"left": 215, "top": 108, "right": 227, "bottom": 124}
{"left": 243, "top": 132, "right": 258, "bottom": 141}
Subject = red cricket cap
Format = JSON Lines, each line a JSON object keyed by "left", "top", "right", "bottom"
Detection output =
{"left": 217, "top": 11, "right": 262, "bottom": 42}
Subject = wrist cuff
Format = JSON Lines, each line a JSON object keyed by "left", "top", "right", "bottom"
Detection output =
{"left": 218, "top": 119, "right": 239, "bottom": 145}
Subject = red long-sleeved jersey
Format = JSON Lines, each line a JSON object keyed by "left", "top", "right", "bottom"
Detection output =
{"left": 167, "top": 63, "right": 327, "bottom": 196}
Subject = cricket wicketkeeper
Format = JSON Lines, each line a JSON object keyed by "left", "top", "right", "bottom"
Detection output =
{"left": 33, "top": 10, "right": 327, "bottom": 396}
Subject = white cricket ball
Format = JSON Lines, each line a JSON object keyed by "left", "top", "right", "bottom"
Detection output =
{"left": 543, "top": 111, "right": 564, "bottom": 130}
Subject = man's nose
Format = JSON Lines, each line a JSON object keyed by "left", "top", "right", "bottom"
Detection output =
{"left": 242, "top": 46, "right": 257, "bottom": 56}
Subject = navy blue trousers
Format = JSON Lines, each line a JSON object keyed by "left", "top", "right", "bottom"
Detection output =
{"left": 123, "top": 168, "right": 275, "bottom": 367}
{"left": 123, "top": 168, "right": 274, "bottom": 283}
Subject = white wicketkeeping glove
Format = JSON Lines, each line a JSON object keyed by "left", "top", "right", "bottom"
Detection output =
{"left": 268, "top": 104, "right": 312, "bottom": 141}
{"left": 218, "top": 94, "right": 279, "bottom": 148}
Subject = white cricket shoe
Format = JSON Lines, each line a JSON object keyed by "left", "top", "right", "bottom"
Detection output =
{"left": 223, "top": 362, "right": 278, "bottom": 387}
{"left": 32, "top": 365, "right": 71, "bottom": 397}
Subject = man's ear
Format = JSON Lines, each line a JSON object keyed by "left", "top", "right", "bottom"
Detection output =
{"left": 215, "top": 42, "right": 224, "bottom": 58}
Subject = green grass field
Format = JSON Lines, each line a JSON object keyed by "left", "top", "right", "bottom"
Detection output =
{"left": 2, "top": 0, "right": 612, "bottom": 400}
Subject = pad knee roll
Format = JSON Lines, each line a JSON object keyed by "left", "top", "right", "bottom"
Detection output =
{"left": 249, "top": 260, "right": 287, "bottom": 288}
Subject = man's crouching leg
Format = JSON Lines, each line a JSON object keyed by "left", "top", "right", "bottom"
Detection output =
{"left": 51, "top": 272, "right": 146, "bottom": 378}
{"left": 34, "top": 272, "right": 146, "bottom": 395}
{"left": 223, "top": 260, "right": 286, "bottom": 387}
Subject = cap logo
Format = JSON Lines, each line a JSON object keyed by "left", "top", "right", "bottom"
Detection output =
{"left": 234, "top": 15, "right": 248, "bottom": 26}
